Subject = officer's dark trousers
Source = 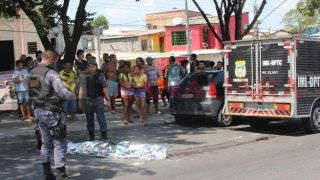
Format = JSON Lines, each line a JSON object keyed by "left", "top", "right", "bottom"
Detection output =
{"left": 84, "top": 97, "right": 107, "bottom": 132}
{"left": 35, "top": 109, "right": 67, "bottom": 168}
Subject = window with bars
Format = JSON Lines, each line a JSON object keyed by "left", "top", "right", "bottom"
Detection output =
{"left": 171, "top": 31, "right": 186, "bottom": 46}
{"left": 27, "top": 42, "right": 37, "bottom": 54}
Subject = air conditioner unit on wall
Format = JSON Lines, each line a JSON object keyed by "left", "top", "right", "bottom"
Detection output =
{"left": 203, "top": 43, "right": 209, "bottom": 49}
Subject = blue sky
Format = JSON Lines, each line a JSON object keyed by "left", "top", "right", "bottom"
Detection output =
{"left": 67, "top": 0, "right": 300, "bottom": 30}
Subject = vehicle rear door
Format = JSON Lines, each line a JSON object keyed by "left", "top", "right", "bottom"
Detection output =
{"left": 226, "top": 43, "right": 255, "bottom": 95}
{"left": 259, "top": 42, "right": 291, "bottom": 96}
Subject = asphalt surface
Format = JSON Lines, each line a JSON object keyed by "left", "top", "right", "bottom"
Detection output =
{"left": 1, "top": 110, "right": 320, "bottom": 180}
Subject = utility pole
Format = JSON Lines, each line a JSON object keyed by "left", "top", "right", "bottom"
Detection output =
{"left": 95, "top": 26, "right": 104, "bottom": 68}
{"left": 253, "top": 0, "right": 259, "bottom": 39}
{"left": 185, "top": 0, "right": 192, "bottom": 73}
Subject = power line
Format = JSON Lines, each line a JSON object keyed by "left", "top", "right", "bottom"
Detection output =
{"left": 260, "top": 0, "right": 288, "bottom": 22}
{"left": 0, "top": 3, "right": 255, "bottom": 27}
{"left": 71, "top": 0, "right": 217, "bottom": 6}
{"left": 67, "top": 0, "right": 239, "bottom": 13}
{"left": 69, "top": 1, "right": 181, "bottom": 9}
{"left": 1, "top": 12, "right": 224, "bottom": 26}
{"left": 0, "top": 19, "right": 147, "bottom": 26}
{"left": 69, "top": 4, "right": 220, "bottom": 13}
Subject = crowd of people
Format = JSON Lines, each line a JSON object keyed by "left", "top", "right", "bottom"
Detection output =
{"left": 12, "top": 51, "right": 224, "bottom": 126}
{"left": 10, "top": 50, "right": 225, "bottom": 179}
{"left": 12, "top": 50, "right": 226, "bottom": 139}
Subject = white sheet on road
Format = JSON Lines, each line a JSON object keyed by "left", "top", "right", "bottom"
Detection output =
{"left": 67, "top": 141, "right": 168, "bottom": 160}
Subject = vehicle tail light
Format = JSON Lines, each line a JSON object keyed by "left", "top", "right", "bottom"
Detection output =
{"left": 172, "top": 86, "right": 180, "bottom": 98}
{"left": 274, "top": 104, "right": 291, "bottom": 111}
{"left": 207, "top": 81, "right": 217, "bottom": 98}
{"left": 229, "top": 102, "right": 244, "bottom": 109}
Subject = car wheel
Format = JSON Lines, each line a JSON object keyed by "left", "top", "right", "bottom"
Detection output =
{"left": 304, "top": 102, "right": 320, "bottom": 133}
{"left": 248, "top": 118, "right": 270, "bottom": 129}
{"left": 174, "top": 115, "right": 187, "bottom": 125}
{"left": 216, "top": 108, "right": 233, "bottom": 127}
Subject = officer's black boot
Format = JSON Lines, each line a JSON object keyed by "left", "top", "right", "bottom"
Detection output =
{"left": 35, "top": 130, "right": 42, "bottom": 150}
{"left": 42, "top": 162, "right": 56, "bottom": 180}
{"left": 56, "top": 166, "right": 68, "bottom": 180}
{"left": 101, "top": 131, "right": 107, "bottom": 141}
{"left": 89, "top": 131, "right": 95, "bottom": 141}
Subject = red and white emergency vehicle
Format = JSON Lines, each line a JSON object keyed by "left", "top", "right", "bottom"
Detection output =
{"left": 223, "top": 38, "right": 320, "bottom": 133}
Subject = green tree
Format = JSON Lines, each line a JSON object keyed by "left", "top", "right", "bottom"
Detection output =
{"left": 92, "top": 15, "right": 109, "bottom": 29}
{"left": 0, "top": 0, "right": 92, "bottom": 62}
{"left": 297, "top": 0, "right": 320, "bottom": 16}
{"left": 282, "top": 9, "right": 318, "bottom": 33}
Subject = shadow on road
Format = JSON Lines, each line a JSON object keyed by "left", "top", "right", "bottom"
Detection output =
{"left": 69, "top": 123, "right": 212, "bottom": 146}
{"left": 0, "top": 137, "right": 157, "bottom": 179}
{"left": 0, "top": 122, "right": 215, "bottom": 179}
{"left": 229, "top": 119, "right": 308, "bottom": 137}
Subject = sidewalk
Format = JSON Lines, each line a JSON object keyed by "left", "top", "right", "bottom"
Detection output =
{"left": 0, "top": 106, "right": 174, "bottom": 140}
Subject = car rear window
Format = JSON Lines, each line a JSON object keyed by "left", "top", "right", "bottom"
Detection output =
{"left": 180, "top": 71, "right": 223, "bottom": 89}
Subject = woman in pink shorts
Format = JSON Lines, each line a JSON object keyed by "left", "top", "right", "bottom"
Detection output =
{"left": 119, "top": 63, "right": 134, "bottom": 125}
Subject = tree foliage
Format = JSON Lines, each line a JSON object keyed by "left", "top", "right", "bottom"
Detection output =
{"left": 192, "top": 0, "right": 267, "bottom": 45}
{"left": 0, "top": 0, "right": 92, "bottom": 62}
{"left": 282, "top": 9, "right": 318, "bottom": 33}
{"left": 297, "top": 0, "right": 320, "bottom": 16}
{"left": 92, "top": 15, "right": 109, "bottom": 28}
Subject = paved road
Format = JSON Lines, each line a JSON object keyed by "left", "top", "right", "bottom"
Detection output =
{"left": 1, "top": 111, "right": 320, "bottom": 180}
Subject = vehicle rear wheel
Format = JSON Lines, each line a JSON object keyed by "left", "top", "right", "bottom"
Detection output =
{"left": 304, "top": 102, "right": 320, "bottom": 133}
{"left": 216, "top": 108, "right": 233, "bottom": 127}
{"left": 248, "top": 119, "right": 270, "bottom": 129}
{"left": 174, "top": 115, "right": 187, "bottom": 125}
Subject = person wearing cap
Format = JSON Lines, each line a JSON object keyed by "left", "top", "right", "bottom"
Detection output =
{"left": 145, "top": 57, "right": 160, "bottom": 114}
{"left": 79, "top": 56, "right": 110, "bottom": 141}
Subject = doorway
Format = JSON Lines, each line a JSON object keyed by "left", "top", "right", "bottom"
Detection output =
{"left": 0, "top": 41, "right": 15, "bottom": 71}
{"left": 159, "top": 37, "right": 165, "bottom": 52}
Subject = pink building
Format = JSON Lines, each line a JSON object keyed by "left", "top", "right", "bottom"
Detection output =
{"left": 165, "top": 13, "right": 249, "bottom": 52}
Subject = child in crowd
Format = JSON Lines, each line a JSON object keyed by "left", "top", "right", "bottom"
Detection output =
{"left": 24, "top": 56, "right": 34, "bottom": 72}
{"left": 12, "top": 60, "right": 34, "bottom": 121}
{"left": 158, "top": 71, "right": 168, "bottom": 107}
{"left": 132, "top": 66, "right": 148, "bottom": 126}
{"left": 60, "top": 61, "right": 77, "bottom": 122}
